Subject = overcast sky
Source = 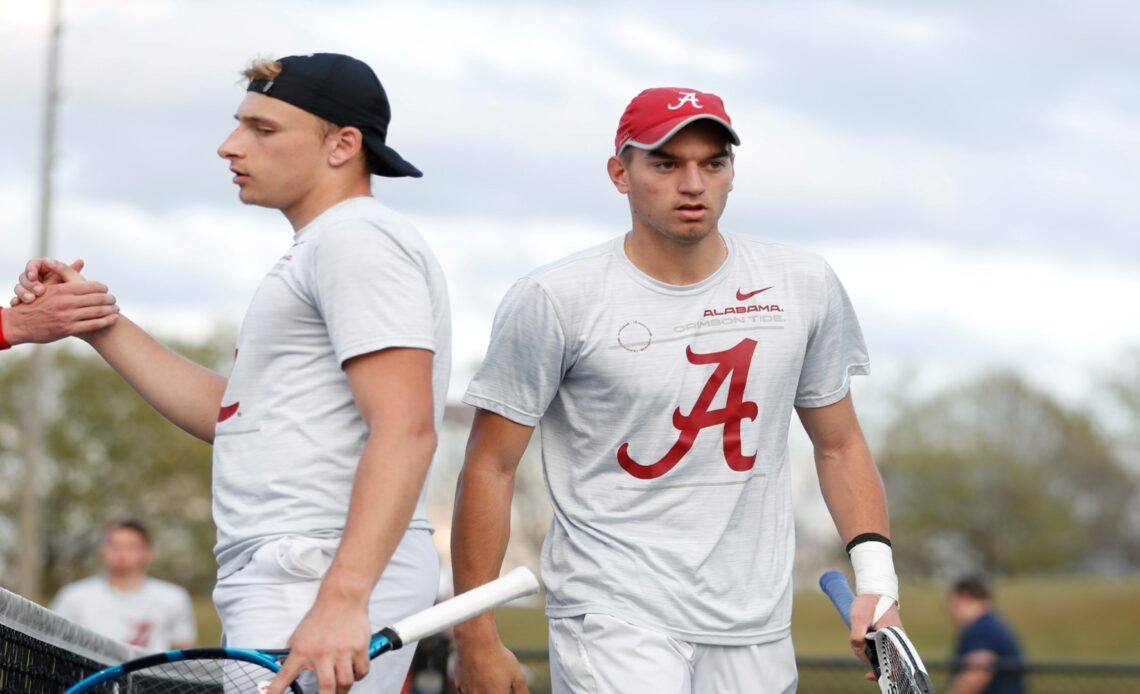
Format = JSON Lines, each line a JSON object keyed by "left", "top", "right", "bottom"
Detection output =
{"left": 3, "top": 0, "right": 1138, "bottom": 408}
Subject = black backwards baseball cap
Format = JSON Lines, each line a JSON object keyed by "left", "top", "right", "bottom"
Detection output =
{"left": 247, "top": 53, "right": 422, "bottom": 178}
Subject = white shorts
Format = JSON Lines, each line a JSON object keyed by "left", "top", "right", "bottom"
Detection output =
{"left": 549, "top": 613, "right": 797, "bottom": 694}
{"left": 212, "top": 529, "right": 439, "bottom": 694}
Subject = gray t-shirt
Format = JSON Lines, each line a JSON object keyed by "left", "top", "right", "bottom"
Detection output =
{"left": 213, "top": 197, "right": 451, "bottom": 578}
{"left": 51, "top": 576, "right": 196, "bottom": 651}
{"left": 464, "top": 234, "right": 867, "bottom": 645}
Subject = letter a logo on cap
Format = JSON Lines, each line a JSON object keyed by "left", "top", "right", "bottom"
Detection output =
{"left": 667, "top": 91, "right": 704, "bottom": 111}
{"left": 614, "top": 86, "right": 741, "bottom": 154}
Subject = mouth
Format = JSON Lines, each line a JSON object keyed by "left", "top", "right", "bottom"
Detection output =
{"left": 230, "top": 168, "right": 249, "bottom": 184}
{"left": 676, "top": 204, "right": 707, "bottom": 221}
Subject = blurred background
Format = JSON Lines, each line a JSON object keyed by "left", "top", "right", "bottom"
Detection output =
{"left": 2, "top": 0, "right": 1138, "bottom": 691}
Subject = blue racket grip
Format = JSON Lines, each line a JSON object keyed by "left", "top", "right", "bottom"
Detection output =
{"left": 819, "top": 570, "right": 855, "bottom": 629}
{"left": 368, "top": 630, "right": 397, "bottom": 659}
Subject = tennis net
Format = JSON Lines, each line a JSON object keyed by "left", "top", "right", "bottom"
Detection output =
{"left": 0, "top": 584, "right": 221, "bottom": 693}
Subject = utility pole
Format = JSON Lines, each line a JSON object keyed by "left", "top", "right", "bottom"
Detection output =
{"left": 18, "top": 0, "right": 63, "bottom": 602}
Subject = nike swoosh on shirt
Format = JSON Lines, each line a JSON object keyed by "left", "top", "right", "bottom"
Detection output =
{"left": 736, "top": 287, "right": 774, "bottom": 301}
{"left": 218, "top": 402, "right": 240, "bottom": 422}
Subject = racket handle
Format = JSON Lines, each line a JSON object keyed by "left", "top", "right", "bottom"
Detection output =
{"left": 391, "top": 567, "right": 540, "bottom": 645}
{"left": 819, "top": 570, "right": 855, "bottom": 629}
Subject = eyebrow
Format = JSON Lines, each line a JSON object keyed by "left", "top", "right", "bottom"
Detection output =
{"left": 646, "top": 148, "right": 731, "bottom": 160}
{"left": 234, "top": 114, "right": 282, "bottom": 128}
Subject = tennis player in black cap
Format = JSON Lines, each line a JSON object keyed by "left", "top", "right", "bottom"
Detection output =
{"left": 14, "top": 54, "right": 451, "bottom": 694}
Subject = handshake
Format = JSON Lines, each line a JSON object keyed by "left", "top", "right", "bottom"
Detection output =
{"left": 0, "top": 258, "right": 119, "bottom": 349}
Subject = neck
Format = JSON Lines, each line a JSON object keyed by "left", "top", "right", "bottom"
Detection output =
{"left": 957, "top": 602, "right": 990, "bottom": 626}
{"left": 624, "top": 228, "right": 727, "bottom": 285}
{"left": 285, "top": 176, "right": 373, "bottom": 231}
{"left": 106, "top": 571, "right": 145, "bottom": 591}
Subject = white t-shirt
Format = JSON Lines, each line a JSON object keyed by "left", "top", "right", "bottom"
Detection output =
{"left": 213, "top": 196, "right": 452, "bottom": 578}
{"left": 464, "top": 234, "right": 868, "bottom": 645}
{"left": 51, "top": 576, "right": 197, "bottom": 651}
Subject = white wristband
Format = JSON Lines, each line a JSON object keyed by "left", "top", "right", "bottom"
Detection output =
{"left": 850, "top": 541, "right": 899, "bottom": 606}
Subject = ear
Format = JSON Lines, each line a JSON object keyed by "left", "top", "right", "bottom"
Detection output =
{"left": 327, "top": 126, "right": 366, "bottom": 169}
{"left": 607, "top": 155, "right": 630, "bottom": 194}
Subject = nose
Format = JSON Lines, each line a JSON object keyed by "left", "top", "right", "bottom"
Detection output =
{"left": 217, "top": 127, "right": 242, "bottom": 160}
{"left": 677, "top": 162, "right": 705, "bottom": 196}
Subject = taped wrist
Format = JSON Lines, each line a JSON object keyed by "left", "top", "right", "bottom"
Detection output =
{"left": 845, "top": 532, "right": 891, "bottom": 553}
{"left": 849, "top": 538, "right": 899, "bottom": 606}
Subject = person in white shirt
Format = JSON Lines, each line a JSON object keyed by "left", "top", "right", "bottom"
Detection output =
{"left": 52, "top": 521, "right": 196, "bottom": 652}
{"left": 14, "top": 53, "right": 450, "bottom": 694}
{"left": 450, "top": 87, "right": 906, "bottom": 693}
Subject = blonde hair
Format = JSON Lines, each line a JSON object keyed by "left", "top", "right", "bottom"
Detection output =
{"left": 241, "top": 56, "right": 283, "bottom": 83}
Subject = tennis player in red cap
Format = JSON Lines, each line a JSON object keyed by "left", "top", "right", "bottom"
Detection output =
{"left": 450, "top": 87, "right": 906, "bottom": 693}
{"left": 14, "top": 54, "right": 450, "bottom": 694}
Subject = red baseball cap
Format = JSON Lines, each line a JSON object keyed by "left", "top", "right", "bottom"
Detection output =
{"left": 614, "top": 87, "right": 741, "bottom": 155}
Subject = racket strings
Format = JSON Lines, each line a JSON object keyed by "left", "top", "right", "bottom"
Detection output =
{"left": 882, "top": 638, "right": 920, "bottom": 694}
{"left": 878, "top": 630, "right": 933, "bottom": 694}
{"left": 82, "top": 658, "right": 282, "bottom": 693}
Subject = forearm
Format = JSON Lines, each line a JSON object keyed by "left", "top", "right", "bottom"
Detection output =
{"left": 816, "top": 440, "right": 889, "bottom": 542}
{"left": 450, "top": 455, "right": 517, "bottom": 643}
{"left": 319, "top": 424, "right": 438, "bottom": 606}
{"left": 949, "top": 652, "right": 997, "bottom": 694}
{"left": 83, "top": 315, "right": 227, "bottom": 442}
{"left": 800, "top": 396, "right": 897, "bottom": 636}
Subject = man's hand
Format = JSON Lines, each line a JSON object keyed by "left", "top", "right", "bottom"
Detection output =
{"left": 453, "top": 632, "right": 530, "bottom": 694}
{"left": 2, "top": 259, "right": 118, "bottom": 345}
{"left": 266, "top": 592, "right": 372, "bottom": 694}
{"left": 849, "top": 594, "right": 902, "bottom": 682}
{"left": 12, "top": 257, "right": 86, "bottom": 305}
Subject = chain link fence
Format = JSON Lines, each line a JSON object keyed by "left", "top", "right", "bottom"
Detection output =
{"left": 793, "top": 657, "right": 1140, "bottom": 693}
{"left": 504, "top": 651, "right": 1140, "bottom": 693}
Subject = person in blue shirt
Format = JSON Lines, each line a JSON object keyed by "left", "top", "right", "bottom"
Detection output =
{"left": 947, "top": 575, "right": 1025, "bottom": 694}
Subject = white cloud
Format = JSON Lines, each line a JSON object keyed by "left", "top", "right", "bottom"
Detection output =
{"left": 823, "top": 241, "right": 1140, "bottom": 399}
{"left": 1050, "top": 102, "right": 1140, "bottom": 157}
{"left": 812, "top": 2, "right": 954, "bottom": 46}
{"left": 2, "top": 0, "right": 1138, "bottom": 411}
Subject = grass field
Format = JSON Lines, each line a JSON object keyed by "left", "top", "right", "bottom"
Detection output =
{"left": 192, "top": 575, "right": 1140, "bottom": 660}
{"left": 187, "top": 576, "right": 1139, "bottom": 693}
{"left": 793, "top": 575, "right": 1140, "bottom": 661}
{"left": 499, "top": 576, "right": 1140, "bottom": 662}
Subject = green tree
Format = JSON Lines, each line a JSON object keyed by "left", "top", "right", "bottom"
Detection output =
{"left": 878, "top": 371, "right": 1137, "bottom": 577}
{"left": 1104, "top": 347, "right": 1140, "bottom": 450}
{"left": 1, "top": 330, "right": 233, "bottom": 596}
{"left": 1101, "top": 346, "right": 1140, "bottom": 566}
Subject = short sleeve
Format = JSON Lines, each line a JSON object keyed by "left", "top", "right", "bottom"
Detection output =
{"left": 169, "top": 587, "right": 198, "bottom": 645}
{"left": 959, "top": 617, "right": 1015, "bottom": 656}
{"left": 49, "top": 585, "right": 78, "bottom": 621}
{"left": 795, "top": 262, "right": 870, "bottom": 408}
{"left": 963, "top": 628, "right": 999, "bottom": 653}
{"left": 463, "top": 278, "right": 568, "bottom": 426}
{"left": 311, "top": 224, "right": 436, "bottom": 365}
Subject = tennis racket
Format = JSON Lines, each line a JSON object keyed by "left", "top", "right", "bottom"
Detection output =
{"left": 65, "top": 566, "right": 540, "bottom": 694}
{"left": 819, "top": 570, "right": 936, "bottom": 694}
